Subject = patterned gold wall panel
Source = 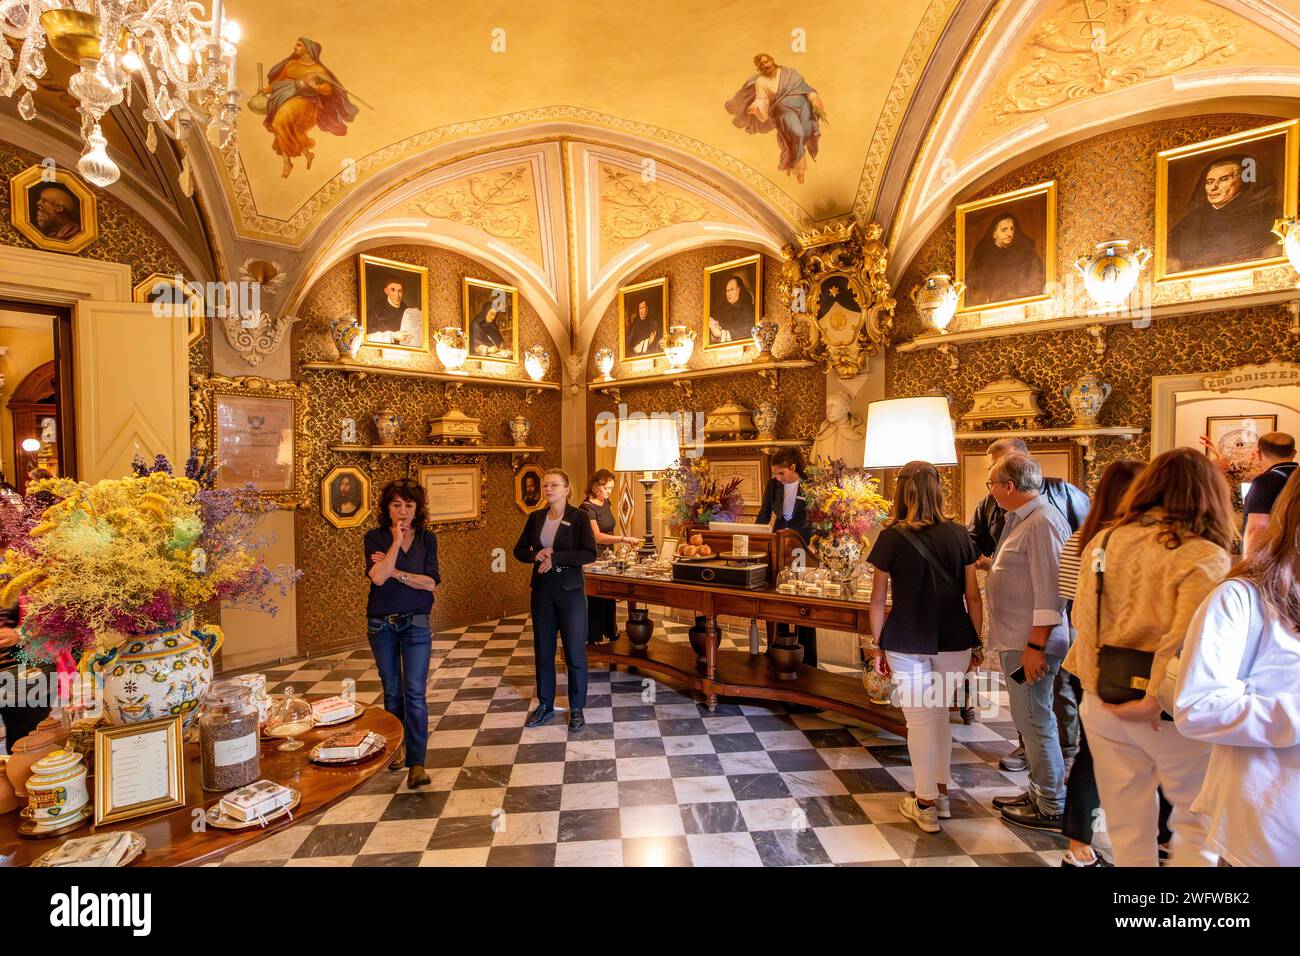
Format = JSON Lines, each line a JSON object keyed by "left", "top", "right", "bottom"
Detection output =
{"left": 294, "top": 244, "right": 562, "bottom": 654}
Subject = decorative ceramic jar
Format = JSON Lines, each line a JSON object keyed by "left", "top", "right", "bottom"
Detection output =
{"left": 1075, "top": 240, "right": 1150, "bottom": 309}
{"left": 6, "top": 716, "right": 66, "bottom": 797}
{"left": 1063, "top": 374, "right": 1113, "bottom": 427}
{"left": 435, "top": 326, "right": 469, "bottom": 373}
{"left": 328, "top": 316, "right": 363, "bottom": 359}
{"left": 85, "top": 615, "right": 224, "bottom": 733}
{"left": 523, "top": 345, "right": 550, "bottom": 382}
{"left": 910, "top": 273, "right": 965, "bottom": 333}
{"left": 21, "top": 749, "right": 89, "bottom": 830}
{"left": 594, "top": 347, "right": 616, "bottom": 381}
{"left": 815, "top": 537, "right": 862, "bottom": 584}
{"left": 752, "top": 318, "right": 779, "bottom": 362}
{"left": 753, "top": 402, "right": 779, "bottom": 440}
{"left": 232, "top": 673, "right": 271, "bottom": 724}
{"left": 372, "top": 407, "right": 401, "bottom": 445}
{"left": 509, "top": 415, "right": 531, "bottom": 447}
{"left": 663, "top": 326, "right": 696, "bottom": 372}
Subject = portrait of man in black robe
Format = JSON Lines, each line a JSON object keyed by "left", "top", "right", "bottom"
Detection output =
{"left": 963, "top": 209, "right": 1045, "bottom": 308}
{"left": 1166, "top": 152, "right": 1282, "bottom": 275}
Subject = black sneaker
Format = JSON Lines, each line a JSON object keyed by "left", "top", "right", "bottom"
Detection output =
{"left": 525, "top": 705, "right": 555, "bottom": 727}
{"left": 1000, "top": 802, "right": 1063, "bottom": 831}
{"left": 999, "top": 745, "right": 1028, "bottom": 772}
{"left": 568, "top": 709, "right": 585, "bottom": 731}
{"left": 991, "top": 791, "right": 1032, "bottom": 810}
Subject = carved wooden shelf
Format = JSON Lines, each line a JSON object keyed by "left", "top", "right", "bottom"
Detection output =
{"left": 330, "top": 445, "right": 546, "bottom": 454}
{"left": 895, "top": 287, "right": 1300, "bottom": 353}
{"left": 301, "top": 360, "right": 560, "bottom": 403}
{"left": 954, "top": 426, "right": 1145, "bottom": 464}
{"left": 589, "top": 359, "right": 817, "bottom": 400}
{"left": 701, "top": 439, "right": 811, "bottom": 451}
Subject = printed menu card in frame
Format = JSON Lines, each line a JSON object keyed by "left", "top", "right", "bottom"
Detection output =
{"left": 192, "top": 374, "right": 310, "bottom": 508}
{"left": 94, "top": 716, "right": 186, "bottom": 826}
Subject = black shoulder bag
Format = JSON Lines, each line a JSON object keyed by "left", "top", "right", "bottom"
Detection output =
{"left": 1092, "top": 526, "right": 1156, "bottom": 704}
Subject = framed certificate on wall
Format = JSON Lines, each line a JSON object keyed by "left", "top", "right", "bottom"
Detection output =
{"left": 415, "top": 457, "right": 487, "bottom": 531}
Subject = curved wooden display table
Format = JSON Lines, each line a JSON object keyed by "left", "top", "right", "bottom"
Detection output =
{"left": 0, "top": 707, "right": 402, "bottom": 868}
{"left": 586, "top": 572, "right": 907, "bottom": 737}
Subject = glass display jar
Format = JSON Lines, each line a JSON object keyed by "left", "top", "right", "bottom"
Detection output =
{"left": 264, "top": 686, "right": 315, "bottom": 752}
{"left": 199, "top": 681, "right": 261, "bottom": 792}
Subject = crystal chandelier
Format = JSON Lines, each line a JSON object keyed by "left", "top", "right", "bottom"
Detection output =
{"left": 0, "top": 1, "right": 241, "bottom": 188}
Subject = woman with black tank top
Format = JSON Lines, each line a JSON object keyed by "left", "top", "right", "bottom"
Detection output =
{"left": 579, "top": 469, "right": 638, "bottom": 645}
{"left": 866, "top": 460, "right": 983, "bottom": 834}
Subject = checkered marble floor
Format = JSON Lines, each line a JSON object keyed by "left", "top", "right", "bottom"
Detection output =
{"left": 217, "top": 611, "right": 1070, "bottom": 867}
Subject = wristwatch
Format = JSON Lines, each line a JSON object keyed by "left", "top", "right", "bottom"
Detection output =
{"left": 398, "top": 572, "right": 409, "bottom": 583}
{"left": 1027, "top": 641, "right": 1046, "bottom": 652}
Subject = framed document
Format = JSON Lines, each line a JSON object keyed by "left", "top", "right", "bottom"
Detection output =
{"left": 658, "top": 537, "right": 678, "bottom": 563}
{"left": 191, "top": 374, "right": 311, "bottom": 509}
{"left": 415, "top": 458, "right": 486, "bottom": 531}
{"left": 957, "top": 441, "right": 1080, "bottom": 522}
{"left": 94, "top": 716, "right": 186, "bottom": 826}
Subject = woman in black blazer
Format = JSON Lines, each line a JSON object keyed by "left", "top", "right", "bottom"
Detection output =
{"left": 513, "top": 468, "right": 599, "bottom": 730}
{"left": 756, "top": 446, "right": 817, "bottom": 665}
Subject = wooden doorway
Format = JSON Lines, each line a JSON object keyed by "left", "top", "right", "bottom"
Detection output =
{"left": 0, "top": 301, "right": 75, "bottom": 493}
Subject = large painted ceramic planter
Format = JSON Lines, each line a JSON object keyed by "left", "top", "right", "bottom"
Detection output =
{"left": 815, "top": 536, "right": 862, "bottom": 583}
{"left": 85, "top": 616, "right": 225, "bottom": 733}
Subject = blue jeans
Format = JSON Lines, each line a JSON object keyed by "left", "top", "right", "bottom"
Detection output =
{"left": 1000, "top": 649, "right": 1065, "bottom": 815}
{"left": 367, "top": 617, "right": 432, "bottom": 767}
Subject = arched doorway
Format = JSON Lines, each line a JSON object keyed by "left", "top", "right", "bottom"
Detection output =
{"left": 8, "top": 361, "right": 59, "bottom": 495}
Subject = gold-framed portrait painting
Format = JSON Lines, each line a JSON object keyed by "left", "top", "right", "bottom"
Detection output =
{"left": 704, "top": 255, "right": 762, "bottom": 349}
{"left": 358, "top": 254, "right": 429, "bottom": 352}
{"left": 618, "top": 277, "right": 668, "bottom": 363}
{"left": 321, "top": 465, "right": 370, "bottom": 529}
{"left": 515, "top": 462, "right": 546, "bottom": 514}
{"left": 9, "top": 164, "right": 98, "bottom": 254}
{"left": 133, "top": 273, "right": 205, "bottom": 348}
{"left": 956, "top": 181, "right": 1056, "bottom": 313}
{"left": 1156, "top": 120, "right": 1299, "bottom": 281}
{"left": 462, "top": 277, "right": 519, "bottom": 365}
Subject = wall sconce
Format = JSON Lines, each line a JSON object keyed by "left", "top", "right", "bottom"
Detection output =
{"left": 1075, "top": 240, "right": 1150, "bottom": 309}
{"left": 594, "top": 347, "right": 616, "bottom": 382}
{"left": 523, "top": 345, "right": 550, "bottom": 382}
{"left": 663, "top": 326, "right": 696, "bottom": 373}
{"left": 434, "top": 326, "right": 469, "bottom": 374}
{"left": 910, "top": 273, "right": 964, "bottom": 333}
{"left": 1273, "top": 218, "right": 1300, "bottom": 280}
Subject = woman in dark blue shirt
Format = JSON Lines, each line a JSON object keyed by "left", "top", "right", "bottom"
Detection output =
{"left": 364, "top": 478, "right": 441, "bottom": 788}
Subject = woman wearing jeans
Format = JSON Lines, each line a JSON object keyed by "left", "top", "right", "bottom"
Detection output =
{"left": 365, "top": 478, "right": 441, "bottom": 788}
{"left": 867, "top": 461, "right": 983, "bottom": 833}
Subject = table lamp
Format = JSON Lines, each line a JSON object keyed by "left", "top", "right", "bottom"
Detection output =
{"left": 863, "top": 396, "right": 957, "bottom": 468}
{"left": 614, "top": 417, "right": 680, "bottom": 558}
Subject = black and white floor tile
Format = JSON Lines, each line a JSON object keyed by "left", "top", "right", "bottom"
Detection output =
{"left": 216, "top": 611, "right": 1070, "bottom": 867}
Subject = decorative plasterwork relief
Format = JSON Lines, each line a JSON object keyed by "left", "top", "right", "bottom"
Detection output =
{"left": 597, "top": 162, "right": 736, "bottom": 265}
{"left": 406, "top": 162, "right": 543, "bottom": 266}
{"left": 985, "top": 0, "right": 1247, "bottom": 128}
{"left": 220, "top": 310, "right": 299, "bottom": 368}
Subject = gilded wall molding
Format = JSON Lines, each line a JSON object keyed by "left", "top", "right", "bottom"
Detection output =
{"left": 220, "top": 310, "right": 300, "bottom": 368}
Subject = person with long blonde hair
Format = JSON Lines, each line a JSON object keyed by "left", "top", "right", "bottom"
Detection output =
{"left": 1175, "top": 468, "right": 1300, "bottom": 865}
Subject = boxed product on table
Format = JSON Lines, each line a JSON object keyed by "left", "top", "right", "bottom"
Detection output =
{"left": 218, "top": 779, "right": 295, "bottom": 822}
{"left": 310, "top": 695, "right": 356, "bottom": 723}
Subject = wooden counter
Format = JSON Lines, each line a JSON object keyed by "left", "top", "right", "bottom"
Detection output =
{"left": 1, "top": 707, "right": 402, "bottom": 868}
{"left": 586, "top": 572, "right": 906, "bottom": 736}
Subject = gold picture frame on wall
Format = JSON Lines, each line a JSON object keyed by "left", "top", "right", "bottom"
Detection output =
{"left": 462, "top": 277, "right": 519, "bottom": 365}
{"left": 94, "top": 716, "right": 186, "bottom": 826}
{"left": 957, "top": 440, "right": 1080, "bottom": 522}
{"left": 133, "top": 272, "right": 205, "bottom": 349}
{"left": 321, "top": 465, "right": 370, "bottom": 529}
{"left": 955, "top": 181, "right": 1056, "bottom": 313}
{"left": 358, "top": 253, "right": 429, "bottom": 352}
{"left": 413, "top": 457, "right": 487, "bottom": 531}
{"left": 618, "top": 276, "right": 669, "bottom": 363}
{"left": 1155, "top": 119, "right": 1299, "bottom": 282}
{"left": 190, "top": 372, "right": 311, "bottom": 509}
{"left": 704, "top": 254, "right": 763, "bottom": 349}
{"left": 514, "top": 462, "right": 545, "bottom": 514}
{"left": 8, "top": 164, "right": 99, "bottom": 255}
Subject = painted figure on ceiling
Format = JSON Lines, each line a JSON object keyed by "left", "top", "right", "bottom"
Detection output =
{"left": 260, "top": 37, "right": 359, "bottom": 178}
{"left": 1168, "top": 154, "right": 1279, "bottom": 273}
{"left": 724, "top": 53, "right": 827, "bottom": 184}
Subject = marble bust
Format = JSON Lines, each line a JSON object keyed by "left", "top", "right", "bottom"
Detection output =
{"left": 811, "top": 390, "right": 865, "bottom": 466}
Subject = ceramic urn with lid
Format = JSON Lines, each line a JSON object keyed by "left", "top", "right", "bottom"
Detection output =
{"left": 22, "top": 749, "right": 90, "bottom": 830}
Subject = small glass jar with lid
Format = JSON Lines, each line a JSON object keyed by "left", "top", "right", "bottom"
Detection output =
{"left": 199, "top": 681, "right": 261, "bottom": 791}
{"left": 264, "top": 687, "right": 315, "bottom": 752}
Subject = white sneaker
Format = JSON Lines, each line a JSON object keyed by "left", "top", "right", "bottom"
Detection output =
{"left": 900, "top": 795, "right": 941, "bottom": 833}
{"left": 934, "top": 794, "right": 951, "bottom": 819}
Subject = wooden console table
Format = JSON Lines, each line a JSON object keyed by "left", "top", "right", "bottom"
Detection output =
{"left": 585, "top": 572, "right": 905, "bottom": 736}
{"left": 1, "top": 708, "right": 402, "bottom": 867}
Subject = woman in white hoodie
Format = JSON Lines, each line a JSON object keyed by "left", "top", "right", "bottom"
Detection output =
{"left": 1175, "top": 468, "right": 1300, "bottom": 866}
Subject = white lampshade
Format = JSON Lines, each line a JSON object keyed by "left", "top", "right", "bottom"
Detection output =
{"left": 614, "top": 417, "right": 680, "bottom": 473}
{"left": 863, "top": 396, "right": 957, "bottom": 468}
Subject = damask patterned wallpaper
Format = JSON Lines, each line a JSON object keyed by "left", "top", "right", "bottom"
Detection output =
{"left": 293, "top": 244, "right": 562, "bottom": 653}
{"left": 889, "top": 114, "right": 1300, "bottom": 493}
{"left": 585, "top": 245, "right": 824, "bottom": 469}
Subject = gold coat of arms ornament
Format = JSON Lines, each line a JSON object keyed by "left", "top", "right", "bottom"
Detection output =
{"left": 784, "top": 221, "right": 896, "bottom": 380}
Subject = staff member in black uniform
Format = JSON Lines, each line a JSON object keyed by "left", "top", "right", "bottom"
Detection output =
{"left": 514, "top": 468, "right": 599, "bottom": 730}
{"left": 579, "top": 469, "right": 638, "bottom": 645}
{"left": 756, "top": 446, "right": 817, "bottom": 665}
{"left": 364, "top": 478, "right": 441, "bottom": 789}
